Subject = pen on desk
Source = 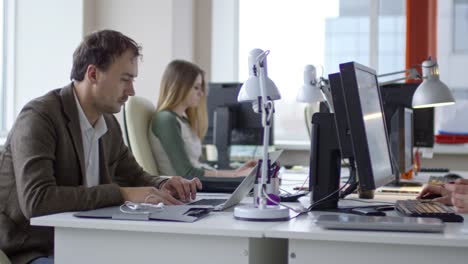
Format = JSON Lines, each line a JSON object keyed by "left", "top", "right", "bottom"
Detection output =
{"left": 293, "top": 186, "right": 309, "bottom": 191}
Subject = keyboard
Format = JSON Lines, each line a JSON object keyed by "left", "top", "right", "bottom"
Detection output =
{"left": 396, "top": 200, "right": 464, "bottom": 223}
{"left": 188, "top": 199, "right": 227, "bottom": 206}
{"left": 419, "top": 167, "right": 450, "bottom": 173}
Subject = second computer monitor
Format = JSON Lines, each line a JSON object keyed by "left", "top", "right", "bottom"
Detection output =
{"left": 339, "top": 62, "right": 394, "bottom": 191}
{"left": 204, "top": 83, "right": 273, "bottom": 169}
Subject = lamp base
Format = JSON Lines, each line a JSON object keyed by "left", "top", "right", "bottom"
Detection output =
{"left": 233, "top": 204, "right": 290, "bottom": 221}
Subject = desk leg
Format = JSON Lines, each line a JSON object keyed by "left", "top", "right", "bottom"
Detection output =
{"left": 54, "top": 227, "right": 286, "bottom": 264}
{"left": 288, "top": 239, "right": 467, "bottom": 264}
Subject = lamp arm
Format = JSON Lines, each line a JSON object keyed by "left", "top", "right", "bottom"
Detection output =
{"left": 378, "top": 67, "right": 421, "bottom": 86}
{"left": 378, "top": 69, "right": 409, "bottom": 78}
{"left": 318, "top": 78, "right": 334, "bottom": 112}
{"left": 378, "top": 76, "right": 408, "bottom": 86}
{"left": 257, "top": 60, "right": 271, "bottom": 209}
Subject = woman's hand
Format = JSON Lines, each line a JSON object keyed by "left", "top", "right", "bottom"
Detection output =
{"left": 234, "top": 159, "right": 257, "bottom": 177}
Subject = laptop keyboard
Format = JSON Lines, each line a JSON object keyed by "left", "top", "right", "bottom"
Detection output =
{"left": 396, "top": 200, "right": 464, "bottom": 222}
{"left": 189, "top": 199, "right": 227, "bottom": 206}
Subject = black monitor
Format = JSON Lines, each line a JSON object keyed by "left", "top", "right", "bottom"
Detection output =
{"left": 308, "top": 72, "right": 357, "bottom": 209}
{"left": 413, "top": 108, "right": 434, "bottom": 148}
{"left": 328, "top": 73, "right": 353, "bottom": 159}
{"left": 379, "top": 82, "right": 435, "bottom": 148}
{"left": 204, "top": 82, "right": 273, "bottom": 169}
{"left": 339, "top": 62, "right": 394, "bottom": 191}
{"left": 389, "top": 107, "right": 414, "bottom": 175}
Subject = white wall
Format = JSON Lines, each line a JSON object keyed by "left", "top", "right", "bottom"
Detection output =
{"left": 14, "top": 0, "right": 83, "bottom": 124}
{"left": 437, "top": 0, "right": 468, "bottom": 90}
{"left": 88, "top": 0, "right": 194, "bottom": 105}
{"left": 211, "top": 0, "right": 238, "bottom": 82}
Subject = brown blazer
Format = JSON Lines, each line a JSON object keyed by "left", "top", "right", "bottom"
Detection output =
{"left": 0, "top": 84, "right": 166, "bottom": 264}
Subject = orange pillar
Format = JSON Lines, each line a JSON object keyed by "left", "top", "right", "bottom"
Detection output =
{"left": 406, "top": 0, "right": 437, "bottom": 71}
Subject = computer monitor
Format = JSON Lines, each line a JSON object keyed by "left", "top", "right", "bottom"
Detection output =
{"left": 328, "top": 73, "right": 353, "bottom": 159}
{"left": 308, "top": 72, "right": 356, "bottom": 209}
{"left": 389, "top": 107, "right": 414, "bottom": 176}
{"left": 413, "top": 108, "right": 434, "bottom": 148}
{"left": 204, "top": 83, "right": 274, "bottom": 169}
{"left": 339, "top": 62, "right": 394, "bottom": 191}
{"left": 379, "top": 83, "right": 435, "bottom": 148}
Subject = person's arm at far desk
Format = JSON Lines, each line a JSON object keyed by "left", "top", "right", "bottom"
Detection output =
{"left": 444, "top": 179, "right": 468, "bottom": 213}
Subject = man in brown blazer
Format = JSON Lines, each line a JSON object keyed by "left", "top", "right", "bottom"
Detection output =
{"left": 0, "top": 30, "right": 202, "bottom": 264}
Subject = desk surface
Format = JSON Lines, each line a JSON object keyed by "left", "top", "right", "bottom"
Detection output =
{"left": 31, "top": 201, "right": 281, "bottom": 239}
{"left": 265, "top": 211, "right": 468, "bottom": 247}
{"left": 32, "top": 170, "right": 468, "bottom": 246}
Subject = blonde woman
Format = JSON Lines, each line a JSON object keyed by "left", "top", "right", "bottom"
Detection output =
{"left": 150, "top": 60, "right": 256, "bottom": 180}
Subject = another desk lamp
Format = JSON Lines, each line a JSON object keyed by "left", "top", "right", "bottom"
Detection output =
{"left": 296, "top": 65, "right": 323, "bottom": 103}
{"left": 378, "top": 57, "right": 455, "bottom": 182}
{"left": 234, "top": 49, "right": 290, "bottom": 221}
{"left": 296, "top": 65, "right": 332, "bottom": 137}
{"left": 378, "top": 57, "right": 455, "bottom": 109}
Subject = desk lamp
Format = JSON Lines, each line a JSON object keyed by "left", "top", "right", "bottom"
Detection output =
{"left": 234, "top": 49, "right": 290, "bottom": 221}
{"left": 378, "top": 57, "right": 455, "bottom": 109}
{"left": 296, "top": 65, "right": 333, "bottom": 137}
{"left": 296, "top": 65, "right": 323, "bottom": 103}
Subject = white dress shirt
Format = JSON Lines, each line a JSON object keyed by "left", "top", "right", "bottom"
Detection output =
{"left": 73, "top": 91, "right": 108, "bottom": 187}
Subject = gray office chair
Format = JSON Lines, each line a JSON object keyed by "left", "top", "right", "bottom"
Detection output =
{"left": 0, "top": 250, "right": 11, "bottom": 264}
{"left": 304, "top": 103, "right": 319, "bottom": 139}
{"left": 123, "top": 96, "right": 159, "bottom": 176}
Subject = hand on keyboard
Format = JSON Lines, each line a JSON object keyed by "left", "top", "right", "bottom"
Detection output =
{"left": 444, "top": 179, "right": 468, "bottom": 213}
{"left": 417, "top": 184, "right": 452, "bottom": 205}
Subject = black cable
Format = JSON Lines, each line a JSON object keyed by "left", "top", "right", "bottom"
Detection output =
{"left": 307, "top": 171, "right": 352, "bottom": 211}
{"left": 339, "top": 158, "right": 358, "bottom": 199}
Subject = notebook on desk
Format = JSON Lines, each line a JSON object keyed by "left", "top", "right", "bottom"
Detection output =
{"left": 188, "top": 150, "right": 283, "bottom": 211}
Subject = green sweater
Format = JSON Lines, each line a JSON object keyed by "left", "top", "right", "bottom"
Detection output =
{"left": 150, "top": 110, "right": 205, "bottom": 179}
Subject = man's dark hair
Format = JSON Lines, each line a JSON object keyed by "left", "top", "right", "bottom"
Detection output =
{"left": 70, "top": 29, "right": 142, "bottom": 81}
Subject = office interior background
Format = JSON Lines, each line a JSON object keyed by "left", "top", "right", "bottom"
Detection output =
{"left": 0, "top": 0, "right": 467, "bottom": 169}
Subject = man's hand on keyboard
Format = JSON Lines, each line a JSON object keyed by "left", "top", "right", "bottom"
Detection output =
{"left": 160, "top": 176, "right": 202, "bottom": 202}
{"left": 417, "top": 184, "right": 452, "bottom": 204}
{"left": 444, "top": 179, "right": 468, "bottom": 213}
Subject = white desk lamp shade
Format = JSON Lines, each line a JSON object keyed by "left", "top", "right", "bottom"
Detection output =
{"left": 238, "top": 49, "right": 281, "bottom": 102}
{"left": 297, "top": 64, "right": 323, "bottom": 103}
{"left": 412, "top": 59, "right": 455, "bottom": 109}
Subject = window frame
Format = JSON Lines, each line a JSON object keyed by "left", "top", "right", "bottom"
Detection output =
{"left": 1, "top": 0, "right": 15, "bottom": 138}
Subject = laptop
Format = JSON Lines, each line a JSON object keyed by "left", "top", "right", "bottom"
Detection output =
{"left": 187, "top": 150, "right": 283, "bottom": 211}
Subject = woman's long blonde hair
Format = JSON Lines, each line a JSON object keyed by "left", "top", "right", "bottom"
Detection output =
{"left": 156, "top": 60, "right": 208, "bottom": 139}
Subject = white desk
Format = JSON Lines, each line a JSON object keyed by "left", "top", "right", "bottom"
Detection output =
{"left": 31, "top": 207, "right": 287, "bottom": 264}
{"left": 266, "top": 194, "right": 468, "bottom": 264}
{"left": 31, "top": 172, "right": 468, "bottom": 264}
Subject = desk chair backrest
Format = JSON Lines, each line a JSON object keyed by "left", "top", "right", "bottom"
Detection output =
{"left": 123, "top": 96, "right": 159, "bottom": 176}
{"left": 0, "top": 250, "right": 11, "bottom": 264}
{"left": 304, "top": 103, "right": 319, "bottom": 139}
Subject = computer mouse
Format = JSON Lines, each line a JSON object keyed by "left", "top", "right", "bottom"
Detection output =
{"left": 444, "top": 173, "right": 462, "bottom": 182}
{"left": 420, "top": 192, "right": 442, "bottom": 200}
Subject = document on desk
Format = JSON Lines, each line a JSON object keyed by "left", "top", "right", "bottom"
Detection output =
{"left": 376, "top": 185, "right": 422, "bottom": 195}
{"left": 74, "top": 205, "right": 212, "bottom": 222}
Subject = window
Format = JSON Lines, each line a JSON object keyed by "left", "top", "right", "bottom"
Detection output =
{"left": 0, "top": 0, "right": 14, "bottom": 137}
{"left": 237, "top": 0, "right": 406, "bottom": 143}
